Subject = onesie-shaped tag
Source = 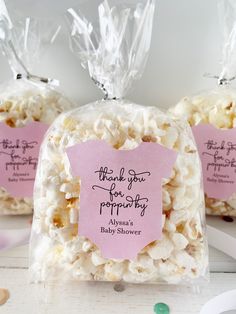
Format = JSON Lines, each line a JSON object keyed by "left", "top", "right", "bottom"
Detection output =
{"left": 67, "top": 140, "right": 177, "bottom": 260}
{"left": 0, "top": 122, "right": 48, "bottom": 198}
{"left": 193, "top": 124, "right": 236, "bottom": 200}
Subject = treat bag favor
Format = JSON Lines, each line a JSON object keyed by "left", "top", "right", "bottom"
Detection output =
{"left": 0, "top": 2, "right": 72, "bottom": 215}
{"left": 170, "top": 0, "right": 236, "bottom": 217}
{"left": 30, "top": 0, "right": 208, "bottom": 285}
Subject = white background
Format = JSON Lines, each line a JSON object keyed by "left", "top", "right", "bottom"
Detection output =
{"left": 0, "top": 0, "right": 229, "bottom": 108}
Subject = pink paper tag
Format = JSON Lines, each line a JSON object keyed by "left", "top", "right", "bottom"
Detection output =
{"left": 192, "top": 124, "right": 236, "bottom": 199}
{"left": 67, "top": 140, "right": 177, "bottom": 260}
{"left": 0, "top": 122, "right": 48, "bottom": 198}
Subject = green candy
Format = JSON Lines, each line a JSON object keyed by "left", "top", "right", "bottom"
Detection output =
{"left": 154, "top": 303, "right": 170, "bottom": 314}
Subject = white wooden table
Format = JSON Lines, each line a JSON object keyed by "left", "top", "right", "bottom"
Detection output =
{"left": 0, "top": 245, "right": 236, "bottom": 314}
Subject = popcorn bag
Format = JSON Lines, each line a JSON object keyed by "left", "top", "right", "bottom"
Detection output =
{"left": 170, "top": 0, "right": 236, "bottom": 217}
{"left": 0, "top": 2, "right": 72, "bottom": 215}
{"left": 30, "top": 0, "right": 208, "bottom": 285}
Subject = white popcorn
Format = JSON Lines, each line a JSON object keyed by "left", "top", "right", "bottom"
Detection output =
{"left": 104, "top": 260, "right": 126, "bottom": 281}
{"left": 155, "top": 259, "right": 182, "bottom": 284}
{"left": 147, "top": 235, "right": 174, "bottom": 260}
{"left": 170, "top": 251, "right": 197, "bottom": 271}
{"left": 226, "top": 195, "right": 236, "bottom": 213}
{"left": 164, "top": 219, "right": 176, "bottom": 233}
{"left": 170, "top": 209, "right": 190, "bottom": 225}
{"left": 124, "top": 255, "right": 158, "bottom": 283}
{"left": 171, "top": 233, "right": 188, "bottom": 250}
{"left": 91, "top": 251, "right": 107, "bottom": 266}
{"left": 72, "top": 256, "right": 97, "bottom": 280}
{"left": 170, "top": 86, "right": 236, "bottom": 216}
{"left": 30, "top": 100, "right": 208, "bottom": 285}
{"left": 0, "top": 79, "right": 72, "bottom": 216}
{"left": 69, "top": 208, "right": 78, "bottom": 225}
{"left": 183, "top": 219, "right": 201, "bottom": 241}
